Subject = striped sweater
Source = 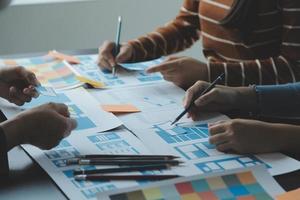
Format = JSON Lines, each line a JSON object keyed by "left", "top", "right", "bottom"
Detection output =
{"left": 127, "top": 0, "right": 300, "bottom": 86}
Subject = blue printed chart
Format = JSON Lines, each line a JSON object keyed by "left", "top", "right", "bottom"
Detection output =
{"left": 72, "top": 55, "right": 164, "bottom": 88}
{"left": 22, "top": 130, "right": 156, "bottom": 200}
{"left": 18, "top": 87, "right": 122, "bottom": 133}
{"left": 134, "top": 122, "right": 298, "bottom": 177}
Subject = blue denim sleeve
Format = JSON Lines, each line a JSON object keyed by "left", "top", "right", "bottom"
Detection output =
{"left": 256, "top": 83, "right": 300, "bottom": 117}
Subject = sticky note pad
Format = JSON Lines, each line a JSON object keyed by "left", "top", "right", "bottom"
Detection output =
{"left": 36, "top": 85, "right": 57, "bottom": 97}
{"left": 276, "top": 188, "right": 300, "bottom": 200}
{"left": 48, "top": 51, "right": 81, "bottom": 64}
{"left": 101, "top": 104, "right": 141, "bottom": 113}
{"left": 76, "top": 76, "right": 105, "bottom": 88}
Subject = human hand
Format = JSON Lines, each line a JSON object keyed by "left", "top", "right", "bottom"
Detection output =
{"left": 2, "top": 103, "right": 77, "bottom": 150}
{"left": 98, "top": 41, "right": 133, "bottom": 71}
{"left": 208, "top": 119, "right": 283, "bottom": 154}
{"left": 0, "top": 66, "right": 40, "bottom": 106}
{"left": 146, "top": 57, "right": 208, "bottom": 89}
{"left": 184, "top": 81, "right": 257, "bottom": 121}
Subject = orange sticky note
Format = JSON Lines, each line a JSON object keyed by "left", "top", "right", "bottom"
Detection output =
{"left": 101, "top": 104, "right": 141, "bottom": 114}
{"left": 48, "top": 51, "right": 81, "bottom": 64}
{"left": 276, "top": 188, "right": 300, "bottom": 200}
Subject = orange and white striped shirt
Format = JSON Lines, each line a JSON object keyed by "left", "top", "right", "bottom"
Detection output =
{"left": 127, "top": 0, "right": 300, "bottom": 86}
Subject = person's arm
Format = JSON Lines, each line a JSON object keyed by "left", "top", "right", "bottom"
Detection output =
{"left": 0, "top": 126, "right": 8, "bottom": 178}
{"left": 127, "top": 0, "right": 201, "bottom": 62}
{"left": 204, "top": 0, "right": 300, "bottom": 86}
{"left": 255, "top": 83, "right": 300, "bottom": 117}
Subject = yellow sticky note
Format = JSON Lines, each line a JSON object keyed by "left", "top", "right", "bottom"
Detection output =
{"left": 48, "top": 51, "right": 81, "bottom": 64}
{"left": 101, "top": 104, "right": 141, "bottom": 113}
{"left": 276, "top": 188, "right": 300, "bottom": 200}
{"left": 76, "top": 76, "right": 105, "bottom": 88}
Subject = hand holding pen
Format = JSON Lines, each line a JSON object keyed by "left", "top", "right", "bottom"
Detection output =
{"left": 97, "top": 16, "right": 134, "bottom": 73}
{"left": 171, "top": 73, "right": 225, "bottom": 125}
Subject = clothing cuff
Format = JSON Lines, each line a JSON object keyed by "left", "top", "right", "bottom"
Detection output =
{"left": 0, "top": 125, "right": 9, "bottom": 178}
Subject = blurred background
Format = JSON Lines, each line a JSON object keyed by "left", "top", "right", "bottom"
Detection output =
{"left": 0, "top": 0, "right": 203, "bottom": 59}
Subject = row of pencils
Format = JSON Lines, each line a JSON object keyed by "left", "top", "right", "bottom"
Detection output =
{"left": 66, "top": 154, "right": 183, "bottom": 181}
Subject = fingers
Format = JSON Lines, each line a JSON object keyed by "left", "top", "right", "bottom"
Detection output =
{"left": 16, "top": 66, "right": 40, "bottom": 86}
{"left": 63, "top": 118, "right": 77, "bottom": 137}
{"left": 216, "top": 142, "right": 233, "bottom": 152}
{"left": 209, "top": 122, "right": 227, "bottom": 136}
{"left": 98, "top": 41, "right": 116, "bottom": 70}
{"left": 194, "top": 88, "right": 220, "bottom": 107}
{"left": 46, "top": 103, "right": 70, "bottom": 117}
{"left": 184, "top": 81, "right": 209, "bottom": 108}
{"left": 209, "top": 132, "right": 229, "bottom": 145}
{"left": 23, "top": 85, "right": 39, "bottom": 98}
{"left": 116, "top": 44, "right": 132, "bottom": 63}
{"left": 9, "top": 86, "right": 32, "bottom": 106}
{"left": 146, "top": 59, "right": 177, "bottom": 73}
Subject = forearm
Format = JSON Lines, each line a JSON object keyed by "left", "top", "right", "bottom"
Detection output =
{"left": 127, "top": 1, "right": 200, "bottom": 62}
{"left": 256, "top": 83, "right": 300, "bottom": 117}
{"left": 271, "top": 123, "right": 300, "bottom": 153}
{"left": 1, "top": 117, "right": 22, "bottom": 151}
{"left": 208, "top": 55, "right": 299, "bottom": 87}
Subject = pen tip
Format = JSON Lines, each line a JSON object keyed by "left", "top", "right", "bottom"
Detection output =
{"left": 118, "top": 16, "right": 122, "bottom": 21}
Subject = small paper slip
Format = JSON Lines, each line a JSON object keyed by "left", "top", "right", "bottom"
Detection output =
{"left": 276, "top": 188, "right": 300, "bottom": 200}
{"left": 36, "top": 85, "right": 57, "bottom": 97}
{"left": 120, "top": 58, "right": 163, "bottom": 71}
{"left": 101, "top": 104, "right": 141, "bottom": 113}
{"left": 76, "top": 76, "right": 105, "bottom": 88}
{"left": 48, "top": 50, "right": 81, "bottom": 64}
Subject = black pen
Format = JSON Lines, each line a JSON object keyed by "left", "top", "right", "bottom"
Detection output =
{"left": 67, "top": 159, "right": 182, "bottom": 166}
{"left": 112, "top": 16, "right": 122, "bottom": 77}
{"left": 73, "top": 164, "right": 172, "bottom": 175}
{"left": 171, "top": 73, "right": 225, "bottom": 125}
{"left": 75, "top": 174, "right": 180, "bottom": 181}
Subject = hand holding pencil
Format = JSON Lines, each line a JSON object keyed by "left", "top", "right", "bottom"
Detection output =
{"left": 98, "top": 16, "right": 134, "bottom": 73}
{"left": 183, "top": 75, "right": 257, "bottom": 121}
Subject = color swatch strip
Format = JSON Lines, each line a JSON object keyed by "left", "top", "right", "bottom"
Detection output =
{"left": 108, "top": 171, "right": 273, "bottom": 200}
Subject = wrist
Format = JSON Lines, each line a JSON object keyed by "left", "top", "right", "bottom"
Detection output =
{"left": 235, "top": 87, "right": 257, "bottom": 111}
{"left": 1, "top": 117, "right": 23, "bottom": 151}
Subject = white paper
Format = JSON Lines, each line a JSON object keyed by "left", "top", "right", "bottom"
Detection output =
{"left": 90, "top": 82, "right": 184, "bottom": 113}
{"left": 98, "top": 165, "right": 285, "bottom": 200}
{"left": 73, "top": 55, "right": 164, "bottom": 89}
{"left": 0, "top": 87, "right": 123, "bottom": 133}
{"left": 22, "top": 129, "right": 171, "bottom": 200}
{"left": 133, "top": 121, "right": 300, "bottom": 177}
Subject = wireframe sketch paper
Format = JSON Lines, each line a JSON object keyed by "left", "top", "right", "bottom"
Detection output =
{"left": 22, "top": 129, "right": 175, "bottom": 200}
{"left": 0, "top": 87, "right": 123, "bottom": 133}
{"left": 71, "top": 55, "right": 164, "bottom": 88}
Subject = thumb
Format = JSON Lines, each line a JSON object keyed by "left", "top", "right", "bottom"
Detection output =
{"left": 63, "top": 118, "right": 77, "bottom": 137}
{"left": 116, "top": 45, "right": 132, "bottom": 63}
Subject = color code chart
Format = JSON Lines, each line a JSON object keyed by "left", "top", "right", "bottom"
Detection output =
{"left": 0, "top": 56, "right": 81, "bottom": 89}
{"left": 102, "top": 169, "right": 274, "bottom": 200}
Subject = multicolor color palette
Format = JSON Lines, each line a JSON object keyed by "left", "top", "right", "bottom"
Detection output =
{"left": 1, "top": 56, "right": 81, "bottom": 89}
{"left": 25, "top": 60, "right": 81, "bottom": 89}
{"left": 106, "top": 171, "right": 273, "bottom": 200}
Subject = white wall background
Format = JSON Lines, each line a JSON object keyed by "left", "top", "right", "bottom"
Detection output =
{"left": 0, "top": 0, "right": 203, "bottom": 60}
